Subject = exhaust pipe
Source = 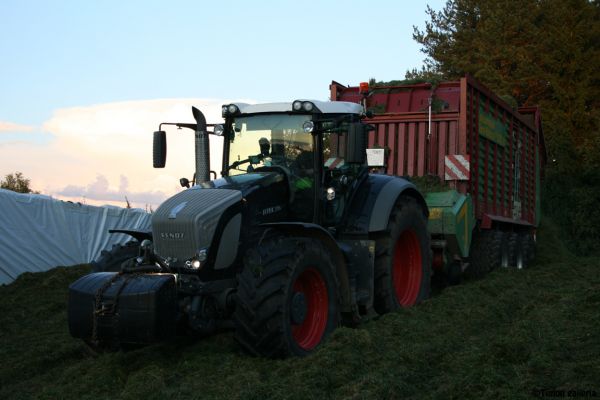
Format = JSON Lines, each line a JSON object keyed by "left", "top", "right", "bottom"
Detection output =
{"left": 192, "top": 106, "right": 210, "bottom": 185}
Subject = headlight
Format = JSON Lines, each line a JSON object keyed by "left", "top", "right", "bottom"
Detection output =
{"left": 302, "top": 101, "right": 314, "bottom": 112}
{"left": 222, "top": 104, "right": 240, "bottom": 117}
{"left": 185, "top": 259, "right": 202, "bottom": 270}
{"left": 184, "top": 248, "right": 208, "bottom": 270}
{"left": 213, "top": 124, "right": 224, "bottom": 136}
{"left": 197, "top": 249, "right": 208, "bottom": 262}
{"left": 326, "top": 187, "right": 336, "bottom": 201}
{"left": 302, "top": 120, "right": 314, "bottom": 133}
{"left": 292, "top": 100, "right": 318, "bottom": 113}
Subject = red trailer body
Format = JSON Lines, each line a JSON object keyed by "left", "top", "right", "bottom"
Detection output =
{"left": 330, "top": 75, "right": 545, "bottom": 228}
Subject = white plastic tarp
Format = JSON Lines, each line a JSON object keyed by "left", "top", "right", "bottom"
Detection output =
{"left": 0, "top": 189, "right": 151, "bottom": 285}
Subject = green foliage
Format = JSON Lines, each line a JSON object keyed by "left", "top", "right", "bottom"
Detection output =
{"left": 542, "top": 166, "right": 600, "bottom": 256}
{"left": 0, "top": 171, "right": 39, "bottom": 194}
{"left": 412, "top": 0, "right": 600, "bottom": 254}
{"left": 412, "top": 0, "right": 600, "bottom": 166}
{"left": 1, "top": 223, "right": 599, "bottom": 399}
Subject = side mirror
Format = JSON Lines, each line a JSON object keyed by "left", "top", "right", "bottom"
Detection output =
{"left": 345, "top": 123, "right": 373, "bottom": 164}
{"left": 153, "top": 131, "right": 166, "bottom": 168}
{"left": 179, "top": 177, "right": 190, "bottom": 188}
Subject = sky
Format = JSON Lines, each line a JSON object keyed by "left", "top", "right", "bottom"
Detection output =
{"left": 0, "top": 0, "right": 446, "bottom": 209}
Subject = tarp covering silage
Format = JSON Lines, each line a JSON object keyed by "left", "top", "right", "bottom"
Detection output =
{"left": 0, "top": 189, "right": 151, "bottom": 285}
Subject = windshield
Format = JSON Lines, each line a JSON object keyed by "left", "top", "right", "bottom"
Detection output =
{"left": 227, "top": 114, "right": 314, "bottom": 175}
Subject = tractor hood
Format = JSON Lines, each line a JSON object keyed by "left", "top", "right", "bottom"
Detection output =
{"left": 151, "top": 171, "right": 288, "bottom": 269}
{"left": 152, "top": 187, "right": 242, "bottom": 268}
{"left": 197, "top": 171, "right": 287, "bottom": 197}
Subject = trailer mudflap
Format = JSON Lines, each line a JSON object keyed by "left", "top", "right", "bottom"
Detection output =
{"left": 68, "top": 272, "right": 177, "bottom": 345}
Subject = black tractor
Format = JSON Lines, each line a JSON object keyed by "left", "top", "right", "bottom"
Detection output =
{"left": 68, "top": 100, "right": 431, "bottom": 357}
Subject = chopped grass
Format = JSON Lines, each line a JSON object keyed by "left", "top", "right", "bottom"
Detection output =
{"left": 0, "top": 218, "right": 598, "bottom": 399}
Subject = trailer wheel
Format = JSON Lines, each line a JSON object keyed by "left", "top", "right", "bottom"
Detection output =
{"left": 234, "top": 235, "right": 339, "bottom": 358}
{"left": 90, "top": 241, "right": 140, "bottom": 273}
{"left": 520, "top": 232, "right": 536, "bottom": 265}
{"left": 373, "top": 196, "right": 431, "bottom": 314}
{"left": 467, "top": 230, "right": 505, "bottom": 278}
{"left": 506, "top": 232, "right": 519, "bottom": 268}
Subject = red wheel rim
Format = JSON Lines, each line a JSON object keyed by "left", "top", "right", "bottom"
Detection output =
{"left": 392, "top": 229, "right": 423, "bottom": 307}
{"left": 291, "top": 267, "right": 329, "bottom": 350}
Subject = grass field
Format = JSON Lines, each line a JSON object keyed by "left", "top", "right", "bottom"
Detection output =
{"left": 1, "top": 219, "right": 598, "bottom": 399}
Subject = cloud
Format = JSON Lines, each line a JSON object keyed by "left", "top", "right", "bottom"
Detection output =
{"left": 0, "top": 121, "right": 35, "bottom": 133}
{"left": 58, "top": 174, "right": 169, "bottom": 205}
{"left": 0, "top": 97, "right": 256, "bottom": 208}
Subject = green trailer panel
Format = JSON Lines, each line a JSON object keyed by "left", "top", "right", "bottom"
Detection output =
{"left": 426, "top": 190, "right": 475, "bottom": 258}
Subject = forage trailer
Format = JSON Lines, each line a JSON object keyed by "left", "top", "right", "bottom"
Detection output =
{"left": 330, "top": 75, "right": 545, "bottom": 281}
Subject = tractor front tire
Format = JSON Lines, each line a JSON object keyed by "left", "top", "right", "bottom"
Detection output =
{"left": 374, "top": 196, "right": 432, "bottom": 315}
{"left": 234, "top": 235, "right": 339, "bottom": 358}
{"left": 90, "top": 241, "right": 140, "bottom": 273}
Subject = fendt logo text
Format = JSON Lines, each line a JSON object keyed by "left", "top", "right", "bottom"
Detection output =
{"left": 160, "top": 232, "right": 185, "bottom": 240}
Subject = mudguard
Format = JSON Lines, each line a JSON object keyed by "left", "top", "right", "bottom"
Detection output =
{"left": 108, "top": 229, "right": 152, "bottom": 242}
{"left": 260, "top": 222, "right": 353, "bottom": 314}
{"left": 343, "top": 174, "right": 428, "bottom": 234}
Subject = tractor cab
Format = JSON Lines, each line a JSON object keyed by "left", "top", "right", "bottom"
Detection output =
{"left": 218, "top": 100, "right": 371, "bottom": 226}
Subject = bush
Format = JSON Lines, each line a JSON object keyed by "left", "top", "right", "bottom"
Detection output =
{"left": 542, "top": 166, "right": 600, "bottom": 256}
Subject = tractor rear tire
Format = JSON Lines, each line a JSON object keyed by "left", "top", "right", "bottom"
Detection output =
{"left": 234, "top": 235, "right": 339, "bottom": 358}
{"left": 373, "top": 196, "right": 431, "bottom": 315}
{"left": 90, "top": 241, "right": 140, "bottom": 273}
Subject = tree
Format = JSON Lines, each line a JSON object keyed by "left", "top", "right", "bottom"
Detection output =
{"left": 411, "top": 0, "right": 600, "bottom": 255}
{"left": 0, "top": 172, "right": 39, "bottom": 194}
{"left": 412, "top": 0, "right": 600, "bottom": 171}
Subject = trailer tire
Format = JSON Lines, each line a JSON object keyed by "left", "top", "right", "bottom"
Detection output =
{"left": 516, "top": 232, "right": 536, "bottom": 269}
{"left": 467, "top": 230, "right": 505, "bottom": 278}
{"left": 447, "top": 261, "right": 463, "bottom": 286}
{"left": 506, "top": 232, "right": 519, "bottom": 268}
{"left": 90, "top": 241, "right": 140, "bottom": 273}
{"left": 373, "top": 196, "right": 431, "bottom": 315}
{"left": 520, "top": 232, "right": 536, "bottom": 265}
{"left": 234, "top": 235, "right": 339, "bottom": 358}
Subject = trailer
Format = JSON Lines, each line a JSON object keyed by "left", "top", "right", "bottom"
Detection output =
{"left": 331, "top": 75, "right": 545, "bottom": 279}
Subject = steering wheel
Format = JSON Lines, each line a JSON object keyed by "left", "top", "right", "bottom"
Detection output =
{"left": 254, "top": 165, "right": 298, "bottom": 203}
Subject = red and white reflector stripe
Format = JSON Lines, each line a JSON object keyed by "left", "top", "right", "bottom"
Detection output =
{"left": 444, "top": 155, "right": 470, "bottom": 180}
{"left": 325, "top": 157, "right": 345, "bottom": 170}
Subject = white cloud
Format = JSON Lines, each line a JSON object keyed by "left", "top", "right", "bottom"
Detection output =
{"left": 58, "top": 174, "right": 169, "bottom": 205}
{"left": 0, "top": 121, "right": 35, "bottom": 133}
{"left": 0, "top": 97, "right": 256, "bottom": 208}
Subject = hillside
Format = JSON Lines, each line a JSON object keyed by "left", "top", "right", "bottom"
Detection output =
{"left": 0, "top": 219, "right": 598, "bottom": 399}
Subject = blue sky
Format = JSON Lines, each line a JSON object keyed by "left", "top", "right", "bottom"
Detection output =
{"left": 0, "top": 0, "right": 445, "bottom": 206}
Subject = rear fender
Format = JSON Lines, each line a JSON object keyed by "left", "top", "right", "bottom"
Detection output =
{"left": 344, "top": 174, "right": 429, "bottom": 234}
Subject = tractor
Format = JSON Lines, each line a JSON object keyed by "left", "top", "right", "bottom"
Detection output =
{"left": 68, "top": 100, "right": 432, "bottom": 357}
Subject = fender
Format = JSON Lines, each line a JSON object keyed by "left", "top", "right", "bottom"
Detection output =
{"left": 343, "top": 174, "right": 429, "bottom": 234}
{"left": 260, "top": 222, "right": 354, "bottom": 316}
{"left": 108, "top": 229, "right": 152, "bottom": 242}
